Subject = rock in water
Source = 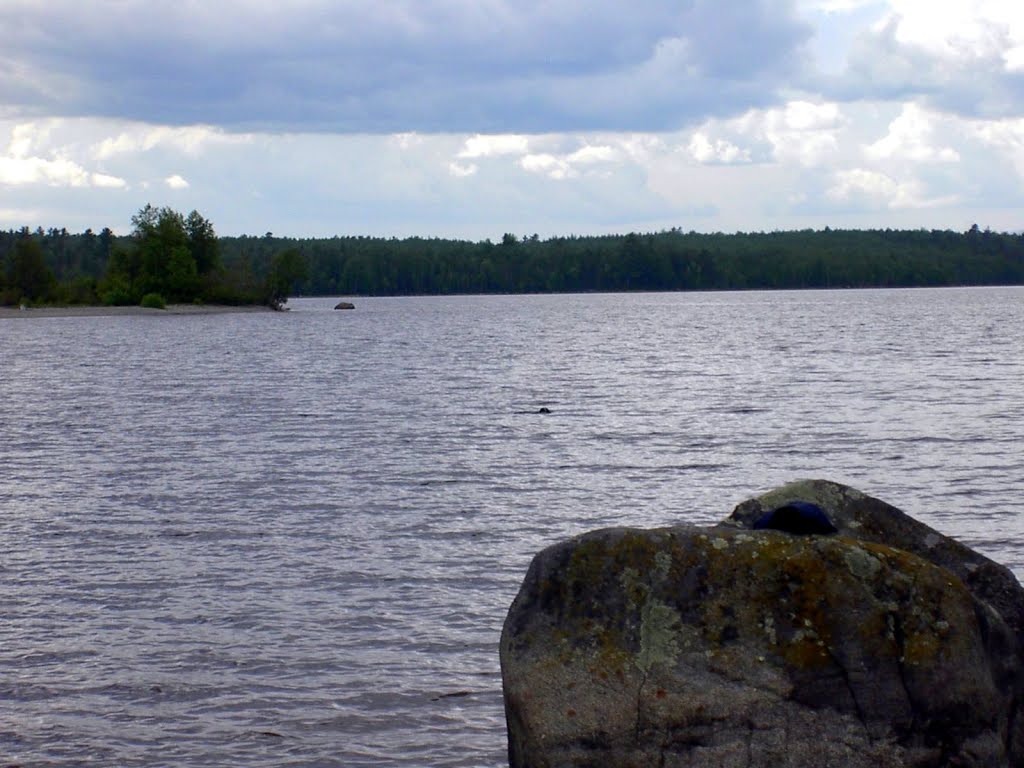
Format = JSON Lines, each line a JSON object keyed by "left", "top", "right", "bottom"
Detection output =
{"left": 501, "top": 480, "right": 1024, "bottom": 767}
{"left": 334, "top": 301, "right": 355, "bottom": 310}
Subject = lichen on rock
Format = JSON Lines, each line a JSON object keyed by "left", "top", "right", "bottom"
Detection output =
{"left": 501, "top": 480, "right": 1024, "bottom": 767}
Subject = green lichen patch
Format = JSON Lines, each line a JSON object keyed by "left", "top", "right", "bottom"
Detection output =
{"left": 524, "top": 523, "right": 982, "bottom": 687}
{"left": 637, "top": 598, "right": 682, "bottom": 673}
{"left": 844, "top": 546, "right": 883, "bottom": 581}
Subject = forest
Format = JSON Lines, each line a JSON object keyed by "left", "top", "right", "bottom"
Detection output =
{"left": 1, "top": 206, "right": 1022, "bottom": 308}
{"left": 0, "top": 205, "right": 306, "bottom": 309}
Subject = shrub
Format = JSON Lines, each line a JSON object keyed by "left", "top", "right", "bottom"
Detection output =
{"left": 54, "top": 276, "right": 100, "bottom": 306}
{"left": 140, "top": 292, "right": 166, "bottom": 309}
{"left": 99, "top": 276, "right": 135, "bottom": 306}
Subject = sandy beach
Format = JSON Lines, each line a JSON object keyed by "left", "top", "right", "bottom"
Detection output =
{"left": 0, "top": 304, "right": 276, "bottom": 319}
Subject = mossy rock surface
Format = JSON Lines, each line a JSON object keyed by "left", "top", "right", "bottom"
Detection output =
{"left": 501, "top": 480, "right": 1024, "bottom": 768}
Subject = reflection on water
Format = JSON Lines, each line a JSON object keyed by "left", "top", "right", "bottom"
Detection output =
{"left": 1, "top": 287, "right": 1022, "bottom": 766}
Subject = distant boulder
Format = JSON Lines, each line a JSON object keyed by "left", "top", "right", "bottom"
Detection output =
{"left": 334, "top": 301, "right": 355, "bottom": 310}
{"left": 501, "top": 480, "right": 1024, "bottom": 767}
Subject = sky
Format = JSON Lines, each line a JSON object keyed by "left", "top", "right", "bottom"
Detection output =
{"left": 1, "top": 0, "right": 1023, "bottom": 240}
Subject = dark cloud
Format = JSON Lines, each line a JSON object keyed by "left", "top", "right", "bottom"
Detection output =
{"left": 0, "top": 1, "right": 811, "bottom": 132}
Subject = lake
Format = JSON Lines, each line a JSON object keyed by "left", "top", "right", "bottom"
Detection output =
{"left": 1, "top": 287, "right": 1022, "bottom": 766}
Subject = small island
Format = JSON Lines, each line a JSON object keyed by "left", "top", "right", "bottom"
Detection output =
{"left": 0, "top": 205, "right": 307, "bottom": 313}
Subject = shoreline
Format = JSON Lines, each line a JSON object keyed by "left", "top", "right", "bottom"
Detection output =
{"left": 0, "top": 304, "right": 276, "bottom": 319}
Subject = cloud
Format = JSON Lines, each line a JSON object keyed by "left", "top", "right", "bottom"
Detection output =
{"left": 827, "top": 167, "right": 959, "bottom": 208}
{"left": 93, "top": 124, "right": 248, "bottom": 160}
{"left": 866, "top": 103, "right": 960, "bottom": 162}
{"left": 1, "top": 121, "right": 128, "bottom": 188}
{"left": 452, "top": 133, "right": 633, "bottom": 181}
{"left": 683, "top": 100, "right": 845, "bottom": 168}
{"left": 1006, "top": 45, "right": 1024, "bottom": 72}
{"left": 834, "top": 0, "right": 1024, "bottom": 117}
{"left": 4, "top": 93, "right": 1024, "bottom": 240}
{"left": 880, "top": 0, "right": 1018, "bottom": 62}
{"left": 744, "top": 100, "right": 845, "bottom": 166}
{"left": 447, "top": 161, "right": 478, "bottom": 178}
{"left": 969, "top": 116, "right": 1024, "bottom": 177}
{"left": 0, "top": 1, "right": 812, "bottom": 133}
{"left": 0, "top": 154, "right": 128, "bottom": 189}
{"left": 91, "top": 172, "right": 128, "bottom": 189}
{"left": 687, "top": 133, "right": 751, "bottom": 164}
{"left": 458, "top": 135, "right": 532, "bottom": 159}
{"left": 520, "top": 153, "right": 574, "bottom": 180}
{"left": 568, "top": 145, "right": 618, "bottom": 164}
{"left": 0, "top": 154, "right": 85, "bottom": 186}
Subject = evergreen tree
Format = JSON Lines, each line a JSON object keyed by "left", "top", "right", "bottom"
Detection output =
{"left": 5, "top": 236, "right": 55, "bottom": 303}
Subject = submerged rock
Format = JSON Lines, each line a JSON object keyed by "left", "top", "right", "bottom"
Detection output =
{"left": 501, "top": 479, "right": 1024, "bottom": 767}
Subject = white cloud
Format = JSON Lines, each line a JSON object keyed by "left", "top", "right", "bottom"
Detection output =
{"left": 688, "top": 100, "right": 845, "bottom": 168}
{"left": 866, "top": 103, "right": 960, "bottom": 162}
{"left": 8, "top": 123, "right": 38, "bottom": 158}
{"left": 457, "top": 134, "right": 531, "bottom": 159}
{"left": 90, "top": 172, "right": 127, "bottom": 188}
{"left": 0, "top": 155, "right": 126, "bottom": 189}
{"left": 829, "top": 167, "right": 902, "bottom": 202}
{"left": 448, "top": 161, "right": 477, "bottom": 177}
{"left": 827, "top": 167, "right": 959, "bottom": 208}
{"left": 780, "top": 100, "right": 843, "bottom": 132}
{"left": 618, "top": 134, "right": 668, "bottom": 163}
{"left": 93, "top": 125, "right": 249, "bottom": 160}
{"left": 754, "top": 101, "right": 844, "bottom": 166}
{"left": 0, "top": 120, "right": 133, "bottom": 192}
{"left": 880, "top": 0, "right": 1022, "bottom": 63}
{"left": 837, "top": 0, "right": 1024, "bottom": 118}
{"left": 392, "top": 133, "right": 425, "bottom": 150}
{"left": 0, "top": 155, "right": 83, "bottom": 186}
{"left": 520, "top": 153, "right": 574, "bottom": 180}
{"left": 567, "top": 145, "right": 619, "bottom": 164}
{"left": 456, "top": 136, "right": 626, "bottom": 181}
{"left": 2, "top": 105, "right": 1024, "bottom": 242}
{"left": 1004, "top": 44, "right": 1024, "bottom": 71}
{"left": 687, "top": 132, "right": 750, "bottom": 164}
{"left": 969, "top": 116, "right": 1024, "bottom": 177}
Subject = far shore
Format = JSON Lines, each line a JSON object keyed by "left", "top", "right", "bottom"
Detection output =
{"left": 0, "top": 304, "right": 275, "bottom": 319}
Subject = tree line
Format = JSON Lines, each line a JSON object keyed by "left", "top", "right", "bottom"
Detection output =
{"left": 0, "top": 206, "right": 307, "bottom": 309}
{"left": 2, "top": 214, "right": 1022, "bottom": 307}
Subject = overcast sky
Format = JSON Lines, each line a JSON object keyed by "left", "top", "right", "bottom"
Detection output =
{"left": 2, "top": 0, "right": 1022, "bottom": 239}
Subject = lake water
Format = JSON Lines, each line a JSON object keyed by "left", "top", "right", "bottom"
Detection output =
{"left": 1, "top": 287, "right": 1022, "bottom": 767}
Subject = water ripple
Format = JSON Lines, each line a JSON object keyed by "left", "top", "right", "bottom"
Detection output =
{"left": 1, "top": 287, "right": 1022, "bottom": 766}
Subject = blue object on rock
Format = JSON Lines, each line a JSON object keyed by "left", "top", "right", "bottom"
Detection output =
{"left": 753, "top": 501, "right": 838, "bottom": 535}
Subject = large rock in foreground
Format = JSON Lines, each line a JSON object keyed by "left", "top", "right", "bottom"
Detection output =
{"left": 501, "top": 480, "right": 1024, "bottom": 767}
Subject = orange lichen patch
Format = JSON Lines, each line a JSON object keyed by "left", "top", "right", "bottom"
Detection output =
{"left": 533, "top": 525, "right": 979, "bottom": 681}
{"left": 854, "top": 609, "right": 900, "bottom": 659}
{"left": 564, "top": 532, "right": 663, "bottom": 596}
{"left": 782, "top": 631, "right": 833, "bottom": 669}
{"left": 591, "top": 627, "right": 633, "bottom": 673}
{"left": 902, "top": 629, "right": 943, "bottom": 666}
